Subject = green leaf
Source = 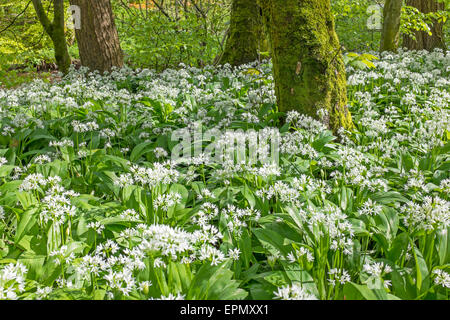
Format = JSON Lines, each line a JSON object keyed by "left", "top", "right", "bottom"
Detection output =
{"left": 15, "top": 208, "right": 38, "bottom": 245}
{"left": 343, "top": 282, "right": 389, "bottom": 300}
{"left": 436, "top": 230, "right": 449, "bottom": 265}
{"left": 411, "top": 244, "right": 429, "bottom": 293}
{"left": 371, "top": 191, "right": 408, "bottom": 205}
{"left": 187, "top": 263, "right": 247, "bottom": 300}
{"left": 0, "top": 165, "right": 14, "bottom": 177}
{"left": 241, "top": 185, "right": 255, "bottom": 208}
{"left": 130, "top": 141, "right": 154, "bottom": 162}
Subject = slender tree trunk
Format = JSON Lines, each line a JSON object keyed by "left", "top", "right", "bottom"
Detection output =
{"left": 380, "top": 0, "right": 403, "bottom": 52}
{"left": 257, "top": 0, "right": 272, "bottom": 56}
{"left": 69, "top": 0, "right": 123, "bottom": 73}
{"left": 403, "top": 0, "right": 447, "bottom": 50}
{"left": 32, "top": 0, "right": 71, "bottom": 74}
{"left": 267, "top": 0, "right": 353, "bottom": 132}
{"left": 219, "top": 0, "right": 260, "bottom": 66}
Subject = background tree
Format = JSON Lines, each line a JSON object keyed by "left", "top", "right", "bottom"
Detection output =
{"left": 69, "top": 0, "right": 123, "bottom": 73}
{"left": 219, "top": 0, "right": 260, "bottom": 66}
{"left": 380, "top": 0, "right": 403, "bottom": 52}
{"left": 403, "top": 0, "right": 447, "bottom": 50}
{"left": 267, "top": 0, "right": 353, "bottom": 132}
{"left": 31, "top": 0, "right": 70, "bottom": 73}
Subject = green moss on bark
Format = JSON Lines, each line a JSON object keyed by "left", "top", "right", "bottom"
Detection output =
{"left": 220, "top": 0, "right": 260, "bottom": 66}
{"left": 267, "top": 0, "right": 353, "bottom": 132}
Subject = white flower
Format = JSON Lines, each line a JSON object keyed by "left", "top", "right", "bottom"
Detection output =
{"left": 153, "top": 192, "right": 182, "bottom": 211}
{"left": 0, "top": 157, "right": 7, "bottom": 167}
{"left": 138, "top": 281, "right": 152, "bottom": 292}
{"left": 114, "top": 173, "right": 134, "bottom": 187}
{"left": 152, "top": 292, "right": 185, "bottom": 300}
{"left": 358, "top": 199, "right": 383, "bottom": 216}
{"left": 328, "top": 268, "right": 351, "bottom": 286}
{"left": 120, "top": 209, "right": 140, "bottom": 221}
{"left": 87, "top": 221, "right": 105, "bottom": 234}
{"left": 154, "top": 147, "right": 168, "bottom": 158}
{"left": 36, "top": 286, "right": 53, "bottom": 300}
{"left": 433, "top": 269, "right": 450, "bottom": 288}
{"left": 363, "top": 261, "right": 392, "bottom": 278}
{"left": 228, "top": 248, "right": 241, "bottom": 261}
{"left": 274, "top": 283, "right": 317, "bottom": 300}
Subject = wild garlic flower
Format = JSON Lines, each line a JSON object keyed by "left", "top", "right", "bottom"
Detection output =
{"left": 152, "top": 292, "right": 185, "bottom": 300}
{"left": 401, "top": 197, "right": 449, "bottom": 231}
{"left": 36, "top": 286, "right": 53, "bottom": 300}
{"left": 358, "top": 199, "right": 383, "bottom": 216}
{"left": 432, "top": 269, "right": 450, "bottom": 289}
{"left": 328, "top": 268, "right": 351, "bottom": 286}
{"left": 153, "top": 192, "right": 182, "bottom": 211}
{"left": 154, "top": 147, "right": 168, "bottom": 158}
{"left": 120, "top": 208, "right": 140, "bottom": 221}
{"left": 363, "top": 261, "right": 393, "bottom": 278}
{"left": 0, "top": 262, "right": 28, "bottom": 300}
{"left": 87, "top": 221, "right": 105, "bottom": 234}
{"left": 228, "top": 248, "right": 241, "bottom": 261}
{"left": 273, "top": 283, "right": 317, "bottom": 300}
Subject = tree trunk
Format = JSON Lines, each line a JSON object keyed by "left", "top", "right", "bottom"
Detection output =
{"left": 267, "top": 0, "right": 353, "bottom": 132}
{"left": 380, "top": 0, "right": 403, "bottom": 52}
{"left": 219, "top": 0, "right": 260, "bottom": 66}
{"left": 69, "top": 0, "right": 123, "bottom": 73}
{"left": 257, "top": 0, "right": 272, "bottom": 56}
{"left": 403, "top": 0, "right": 447, "bottom": 51}
{"left": 32, "top": 0, "right": 71, "bottom": 74}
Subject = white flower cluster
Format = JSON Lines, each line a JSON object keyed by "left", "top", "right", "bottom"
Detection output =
{"left": 400, "top": 196, "right": 449, "bottom": 231}
{"left": 358, "top": 199, "right": 383, "bottom": 216}
{"left": 221, "top": 204, "right": 261, "bottom": 237}
{"left": 286, "top": 246, "right": 314, "bottom": 264}
{"left": 72, "top": 120, "right": 99, "bottom": 133}
{"left": 328, "top": 268, "right": 351, "bottom": 286}
{"left": 153, "top": 192, "right": 182, "bottom": 211}
{"left": 129, "top": 162, "right": 180, "bottom": 187}
{"left": 0, "top": 262, "right": 28, "bottom": 300}
{"left": 363, "top": 261, "right": 393, "bottom": 278}
{"left": 273, "top": 283, "right": 317, "bottom": 300}
{"left": 432, "top": 269, "right": 450, "bottom": 289}
{"left": 300, "top": 204, "right": 355, "bottom": 255}
{"left": 19, "top": 174, "right": 79, "bottom": 227}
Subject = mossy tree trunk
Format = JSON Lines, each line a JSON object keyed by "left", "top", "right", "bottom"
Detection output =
{"left": 69, "top": 0, "right": 123, "bottom": 73}
{"left": 220, "top": 0, "right": 260, "bottom": 66}
{"left": 267, "top": 0, "right": 353, "bottom": 132}
{"left": 403, "top": 0, "right": 447, "bottom": 50}
{"left": 32, "top": 0, "right": 71, "bottom": 74}
{"left": 380, "top": 0, "right": 403, "bottom": 52}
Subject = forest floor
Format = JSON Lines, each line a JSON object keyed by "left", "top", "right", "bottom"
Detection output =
{"left": 0, "top": 49, "right": 449, "bottom": 300}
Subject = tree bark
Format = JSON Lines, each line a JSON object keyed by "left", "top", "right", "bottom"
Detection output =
{"left": 69, "top": 0, "right": 123, "bottom": 73}
{"left": 219, "top": 0, "right": 260, "bottom": 66}
{"left": 267, "top": 0, "right": 353, "bottom": 132}
{"left": 380, "top": 0, "right": 403, "bottom": 52}
{"left": 403, "top": 0, "right": 447, "bottom": 51}
{"left": 32, "top": 0, "right": 71, "bottom": 74}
